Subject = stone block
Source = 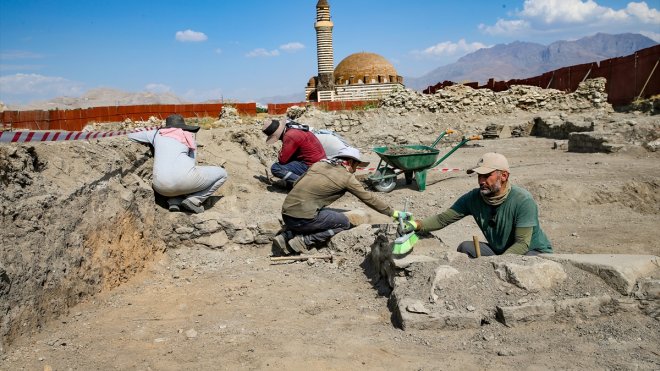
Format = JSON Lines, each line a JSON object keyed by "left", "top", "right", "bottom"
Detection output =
{"left": 191, "top": 211, "right": 222, "bottom": 224}
{"left": 540, "top": 254, "right": 659, "bottom": 295}
{"left": 492, "top": 259, "right": 567, "bottom": 292}
{"left": 195, "top": 219, "right": 221, "bottom": 234}
{"left": 554, "top": 295, "right": 615, "bottom": 318}
{"left": 195, "top": 230, "right": 228, "bottom": 249}
{"left": 496, "top": 301, "right": 556, "bottom": 327}
{"left": 552, "top": 140, "right": 568, "bottom": 150}
{"left": 254, "top": 220, "right": 282, "bottom": 244}
{"left": 497, "top": 295, "right": 613, "bottom": 327}
{"left": 633, "top": 278, "right": 660, "bottom": 319}
{"left": 232, "top": 229, "right": 254, "bottom": 244}
{"left": 396, "top": 297, "right": 482, "bottom": 330}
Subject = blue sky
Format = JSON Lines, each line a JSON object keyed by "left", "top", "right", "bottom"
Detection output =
{"left": 1, "top": 0, "right": 658, "bottom": 106}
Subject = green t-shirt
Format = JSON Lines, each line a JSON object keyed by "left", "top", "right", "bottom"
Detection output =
{"left": 450, "top": 185, "right": 552, "bottom": 254}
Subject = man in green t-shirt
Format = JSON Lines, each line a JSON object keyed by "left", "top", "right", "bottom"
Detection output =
{"left": 402, "top": 152, "right": 552, "bottom": 257}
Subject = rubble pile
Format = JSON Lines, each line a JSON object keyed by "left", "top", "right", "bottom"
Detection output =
{"left": 285, "top": 105, "right": 306, "bottom": 120}
{"left": 83, "top": 116, "right": 163, "bottom": 131}
{"left": 217, "top": 105, "right": 242, "bottom": 126}
{"left": 287, "top": 106, "right": 363, "bottom": 133}
{"left": 380, "top": 78, "right": 612, "bottom": 115}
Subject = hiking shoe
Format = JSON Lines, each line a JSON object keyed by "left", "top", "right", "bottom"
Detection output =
{"left": 181, "top": 198, "right": 204, "bottom": 214}
{"left": 287, "top": 235, "right": 308, "bottom": 253}
{"left": 167, "top": 197, "right": 183, "bottom": 212}
{"left": 271, "top": 179, "right": 288, "bottom": 188}
{"left": 272, "top": 234, "right": 292, "bottom": 255}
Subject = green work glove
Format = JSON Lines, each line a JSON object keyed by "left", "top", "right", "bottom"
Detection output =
{"left": 392, "top": 210, "right": 413, "bottom": 221}
{"left": 398, "top": 220, "right": 418, "bottom": 234}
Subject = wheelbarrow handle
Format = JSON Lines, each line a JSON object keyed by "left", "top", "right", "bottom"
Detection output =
{"left": 429, "top": 135, "right": 477, "bottom": 169}
{"left": 430, "top": 129, "right": 455, "bottom": 148}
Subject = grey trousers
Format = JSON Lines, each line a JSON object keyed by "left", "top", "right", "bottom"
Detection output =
{"left": 282, "top": 209, "right": 351, "bottom": 246}
{"left": 457, "top": 240, "right": 541, "bottom": 258}
{"left": 166, "top": 166, "right": 228, "bottom": 207}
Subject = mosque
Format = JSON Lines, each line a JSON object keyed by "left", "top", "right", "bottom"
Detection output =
{"left": 305, "top": 0, "right": 404, "bottom": 102}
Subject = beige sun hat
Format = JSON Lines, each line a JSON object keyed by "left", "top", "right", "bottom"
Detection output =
{"left": 262, "top": 118, "right": 286, "bottom": 144}
{"left": 336, "top": 147, "right": 370, "bottom": 167}
{"left": 467, "top": 152, "right": 509, "bottom": 174}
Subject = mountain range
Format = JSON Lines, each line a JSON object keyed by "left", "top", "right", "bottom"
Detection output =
{"left": 405, "top": 33, "right": 657, "bottom": 91}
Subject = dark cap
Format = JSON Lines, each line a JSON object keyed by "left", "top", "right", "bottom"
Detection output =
{"left": 165, "top": 114, "right": 200, "bottom": 133}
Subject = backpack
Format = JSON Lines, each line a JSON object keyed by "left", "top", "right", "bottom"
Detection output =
{"left": 312, "top": 129, "right": 351, "bottom": 159}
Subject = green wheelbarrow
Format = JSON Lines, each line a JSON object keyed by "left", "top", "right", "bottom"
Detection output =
{"left": 368, "top": 129, "right": 480, "bottom": 192}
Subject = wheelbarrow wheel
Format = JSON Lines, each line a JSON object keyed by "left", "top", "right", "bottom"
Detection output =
{"left": 372, "top": 168, "right": 397, "bottom": 193}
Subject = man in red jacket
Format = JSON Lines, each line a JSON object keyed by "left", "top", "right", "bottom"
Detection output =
{"left": 262, "top": 118, "right": 326, "bottom": 188}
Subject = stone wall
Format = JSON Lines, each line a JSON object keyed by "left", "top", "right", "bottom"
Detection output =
{"left": 380, "top": 78, "right": 611, "bottom": 115}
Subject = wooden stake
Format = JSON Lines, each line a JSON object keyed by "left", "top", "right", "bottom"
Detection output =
{"left": 473, "top": 235, "right": 481, "bottom": 258}
{"left": 270, "top": 254, "right": 333, "bottom": 262}
{"left": 636, "top": 59, "right": 659, "bottom": 101}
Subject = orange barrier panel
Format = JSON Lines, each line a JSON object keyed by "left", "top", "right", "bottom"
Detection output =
{"left": 3, "top": 103, "right": 262, "bottom": 130}
{"left": 234, "top": 103, "right": 256, "bottom": 116}
{"left": 634, "top": 46, "right": 660, "bottom": 101}
{"left": 159, "top": 104, "right": 176, "bottom": 119}
{"left": 609, "top": 55, "right": 637, "bottom": 106}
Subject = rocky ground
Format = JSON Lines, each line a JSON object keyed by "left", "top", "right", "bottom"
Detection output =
{"left": 1, "top": 81, "right": 659, "bottom": 369}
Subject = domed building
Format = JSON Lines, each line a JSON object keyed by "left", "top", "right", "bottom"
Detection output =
{"left": 306, "top": 1, "right": 404, "bottom": 102}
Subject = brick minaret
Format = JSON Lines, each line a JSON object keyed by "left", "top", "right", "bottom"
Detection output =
{"left": 314, "top": 0, "right": 334, "bottom": 91}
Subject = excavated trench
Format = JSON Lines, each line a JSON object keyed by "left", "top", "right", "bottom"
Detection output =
{"left": 0, "top": 140, "right": 168, "bottom": 352}
{"left": 0, "top": 132, "right": 281, "bottom": 353}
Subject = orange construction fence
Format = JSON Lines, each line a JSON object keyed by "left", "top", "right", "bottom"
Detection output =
{"left": 1, "top": 103, "right": 257, "bottom": 131}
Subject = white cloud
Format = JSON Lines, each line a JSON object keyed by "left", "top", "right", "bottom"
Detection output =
{"left": 145, "top": 83, "right": 172, "bottom": 94}
{"left": 418, "top": 39, "right": 488, "bottom": 57}
{"left": 0, "top": 64, "right": 45, "bottom": 71}
{"left": 175, "top": 29, "right": 208, "bottom": 42}
{"left": 639, "top": 30, "right": 660, "bottom": 42}
{"left": 481, "top": 0, "right": 660, "bottom": 36}
{"left": 280, "top": 42, "right": 304, "bottom": 52}
{"left": 479, "top": 19, "right": 530, "bottom": 35}
{"left": 0, "top": 50, "right": 44, "bottom": 60}
{"left": 245, "top": 48, "right": 280, "bottom": 58}
{"left": 0, "top": 73, "right": 83, "bottom": 103}
{"left": 518, "top": 0, "right": 604, "bottom": 24}
{"left": 625, "top": 2, "right": 660, "bottom": 23}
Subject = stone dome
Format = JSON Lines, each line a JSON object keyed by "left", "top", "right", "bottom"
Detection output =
{"left": 334, "top": 52, "right": 400, "bottom": 85}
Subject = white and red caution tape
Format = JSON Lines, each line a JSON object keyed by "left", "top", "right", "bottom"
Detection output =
{"left": 0, "top": 127, "right": 160, "bottom": 144}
